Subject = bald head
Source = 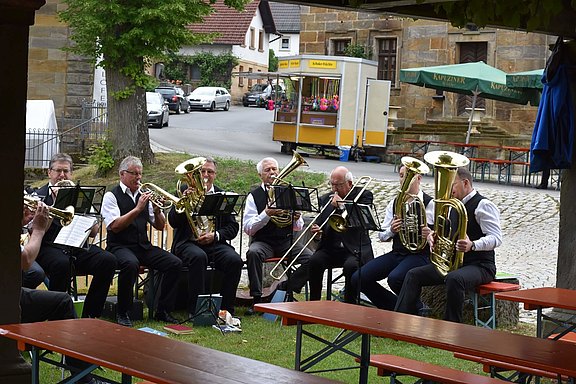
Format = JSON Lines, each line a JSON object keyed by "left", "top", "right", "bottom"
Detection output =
{"left": 329, "top": 166, "right": 353, "bottom": 197}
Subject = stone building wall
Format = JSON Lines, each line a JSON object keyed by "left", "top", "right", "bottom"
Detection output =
{"left": 300, "top": 6, "right": 553, "bottom": 137}
{"left": 27, "top": 0, "right": 94, "bottom": 130}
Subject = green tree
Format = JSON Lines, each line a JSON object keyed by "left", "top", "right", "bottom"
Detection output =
{"left": 165, "top": 52, "right": 239, "bottom": 89}
{"left": 343, "top": 43, "right": 373, "bottom": 59}
{"left": 268, "top": 49, "right": 278, "bottom": 72}
{"left": 59, "top": 0, "right": 249, "bottom": 163}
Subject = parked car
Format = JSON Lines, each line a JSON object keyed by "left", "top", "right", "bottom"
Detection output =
{"left": 186, "top": 86, "right": 231, "bottom": 111}
{"left": 242, "top": 83, "right": 285, "bottom": 107}
{"left": 146, "top": 92, "right": 169, "bottom": 128}
{"left": 154, "top": 86, "right": 189, "bottom": 114}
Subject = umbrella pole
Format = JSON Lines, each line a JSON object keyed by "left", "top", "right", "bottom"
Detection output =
{"left": 465, "top": 89, "right": 480, "bottom": 144}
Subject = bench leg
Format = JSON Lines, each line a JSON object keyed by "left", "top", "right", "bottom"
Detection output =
{"left": 474, "top": 292, "right": 496, "bottom": 329}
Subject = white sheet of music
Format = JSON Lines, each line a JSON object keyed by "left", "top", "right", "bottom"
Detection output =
{"left": 54, "top": 215, "right": 97, "bottom": 248}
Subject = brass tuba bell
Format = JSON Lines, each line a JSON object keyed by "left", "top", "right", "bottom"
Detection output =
{"left": 268, "top": 151, "right": 308, "bottom": 227}
{"left": 424, "top": 151, "right": 469, "bottom": 277}
{"left": 394, "top": 156, "right": 430, "bottom": 251}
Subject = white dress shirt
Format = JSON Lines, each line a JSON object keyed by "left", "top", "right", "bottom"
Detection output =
{"left": 101, "top": 182, "right": 155, "bottom": 228}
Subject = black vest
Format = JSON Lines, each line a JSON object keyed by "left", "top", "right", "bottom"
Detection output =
{"left": 391, "top": 192, "right": 433, "bottom": 255}
{"left": 106, "top": 185, "right": 152, "bottom": 250}
{"left": 250, "top": 186, "right": 292, "bottom": 245}
{"left": 463, "top": 192, "right": 496, "bottom": 268}
{"left": 37, "top": 184, "right": 62, "bottom": 244}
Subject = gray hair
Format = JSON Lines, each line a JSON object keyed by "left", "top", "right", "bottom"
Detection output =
{"left": 457, "top": 166, "right": 473, "bottom": 185}
{"left": 256, "top": 157, "right": 278, "bottom": 174}
{"left": 204, "top": 156, "right": 217, "bottom": 168}
{"left": 50, "top": 153, "right": 73, "bottom": 171}
{"left": 119, "top": 156, "right": 142, "bottom": 174}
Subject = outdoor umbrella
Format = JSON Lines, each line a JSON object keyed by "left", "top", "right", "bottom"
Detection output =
{"left": 400, "top": 61, "right": 540, "bottom": 143}
{"left": 506, "top": 69, "right": 544, "bottom": 90}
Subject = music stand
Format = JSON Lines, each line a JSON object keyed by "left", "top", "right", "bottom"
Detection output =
{"left": 271, "top": 185, "right": 319, "bottom": 301}
{"left": 180, "top": 192, "right": 245, "bottom": 335}
{"left": 51, "top": 184, "right": 105, "bottom": 215}
{"left": 341, "top": 200, "right": 381, "bottom": 304}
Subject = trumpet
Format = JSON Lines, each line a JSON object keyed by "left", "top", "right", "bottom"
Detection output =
{"left": 23, "top": 194, "right": 75, "bottom": 226}
{"left": 139, "top": 182, "right": 181, "bottom": 210}
{"left": 270, "top": 175, "right": 372, "bottom": 281}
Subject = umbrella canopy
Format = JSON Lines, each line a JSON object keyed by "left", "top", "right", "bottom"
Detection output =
{"left": 400, "top": 61, "right": 539, "bottom": 105}
{"left": 506, "top": 69, "right": 544, "bottom": 89}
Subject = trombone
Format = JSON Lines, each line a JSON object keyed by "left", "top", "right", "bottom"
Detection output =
{"left": 269, "top": 175, "right": 373, "bottom": 281}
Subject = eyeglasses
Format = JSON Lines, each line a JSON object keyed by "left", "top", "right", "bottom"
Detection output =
{"left": 124, "top": 170, "right": 143, "bottom": 176}
{"left": 50, "top": 168, "right": 70, "bottom": 174}
{"left": 201, "top": 169, "right": 216, "bottom": 175}
{"left": 329, "top": 181, "right": 348, "bottom": 188}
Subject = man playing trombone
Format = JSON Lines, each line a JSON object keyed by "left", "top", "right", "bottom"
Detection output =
{"left": 351, "top": 162, "right": 434, "bottom": 311}
{"left": 243, "top": 157, "right": 312, "bottom": 315}
{"left": 308, "top": 166, "right": 374, "bottom": 304}
{"left": 102, "top": 156, "right": 182, "bottom": 327}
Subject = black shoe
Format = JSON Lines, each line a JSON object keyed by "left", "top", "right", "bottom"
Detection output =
{"left": 278, "top": 280, "right": 288, "bottom": 291}
{"left": 116, "top": 313, "right": 133, "bottom": 327}
{"left": 245, "top": 306, "right": 261, "bottom": 316}
{"left": 154, "top": 311, "right": 180, "bottom": 324}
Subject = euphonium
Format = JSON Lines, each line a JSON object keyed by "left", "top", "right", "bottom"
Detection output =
{"left": 23, "top": 194, "right": 75, "bottom": 226}
{"left": 139, "top": 182, "right": 180, "bottom": 210}
{"left": 394, "top": 156, "right": 430, "bottom": 251}
{"left": 424, "top": 151, "right": 470, "bottom": 277}
{"left": 175, "top": 157, "right": 215, "bottom": 240}
{"left": 268, "top": 151, "right": 308, "bottom": 227}
{"left": 327, "top": 176, "right": 373, "bottom": 232}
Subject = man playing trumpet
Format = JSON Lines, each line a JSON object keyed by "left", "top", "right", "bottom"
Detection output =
{"left": 395, "top": 167, "right": 502, "bottom": 323}
{"left": 351, "top": 163, "right": 434, "bottom": 311}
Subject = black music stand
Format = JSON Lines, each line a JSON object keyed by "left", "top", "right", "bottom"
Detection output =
{"left": 340, "top": 200, "right": 381, "bottom": 304}
{"left": 180, "top": 192, "right": 245, "bottom": 335}
{"left": 271, "top": 184, "right": 319, "bottom": 301}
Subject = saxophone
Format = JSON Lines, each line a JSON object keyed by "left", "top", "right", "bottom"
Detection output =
{"left": 394, "top": 156, "right": 430, "bottom": 251}
{"left": 424, "top": 151, "right": 469, "bottom": 277}
{"left": 175, "top": 157, "right": 215, "bottom": 240}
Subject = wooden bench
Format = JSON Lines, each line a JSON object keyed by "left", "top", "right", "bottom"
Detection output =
{"left": 473, "top": 281, "right": 521, "bottom": 329}
{"left": 549, "top": 332, "right": 576, "bottom": 343}
{"left": 357, "top": 354, "right": 504, "bottom": 384}
{"left": 454, "top": 352, "right": 569, "bottom": 382}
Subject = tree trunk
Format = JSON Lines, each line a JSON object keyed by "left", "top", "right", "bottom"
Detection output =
{"left": 106, "top": 65, "right": 155, "bottom": 164}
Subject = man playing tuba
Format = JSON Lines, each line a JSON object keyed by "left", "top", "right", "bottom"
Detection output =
{"left": 395, "top": 167, "right": 502, "bottom": 323}
{"left": 243, "top": 157, "right": 312, "bottom": 315}
{"left": 351, "top": 162, "right": 434, "bottom": 311}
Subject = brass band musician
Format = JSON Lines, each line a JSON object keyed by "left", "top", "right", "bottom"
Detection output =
{"left": 351, "top": 164, "right": 434, "bottom": 311}
{"left": 395, "top": 167, "right": 502, "bottom": 323}
{"left": 308, "top": 166, "right": 374, "bottom": 304}
{"left": 168, "top": 157, "right": 243, "bottom": 317}
{"left": 243, "top": 157, "right": 312, "bottom": 315}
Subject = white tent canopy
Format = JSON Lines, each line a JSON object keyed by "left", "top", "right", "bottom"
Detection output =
{"left": 26, "top": 100, "right": 60, "bottom": 168}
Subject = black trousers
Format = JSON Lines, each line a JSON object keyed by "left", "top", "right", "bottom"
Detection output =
{"left": 174, "top": 241, "right": 243, "bottom": 315}
{"left": 395, "top": 263, "right": 495, "bottom": 322}
{"left": 308, "top": 247, "right": 360, "bottom": 304}
{"left": 37, "top": 244, "right": 116, "bottom": 318}
{"left": 109, "top": 245, "right": 182, "bottom": 315}
{"left": 20, "top": 287, "right": 76, "bottom": 323}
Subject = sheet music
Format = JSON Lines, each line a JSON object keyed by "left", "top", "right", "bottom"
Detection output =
{"left": 54, "top": 215, "right": 97, "bottom": 248}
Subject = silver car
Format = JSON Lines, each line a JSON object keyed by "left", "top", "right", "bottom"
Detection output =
{"left": 146, "top": 92, "right": 169, "bottom": 128}
{"left": 187, "top": 86, "right": 231, "bottom": 112}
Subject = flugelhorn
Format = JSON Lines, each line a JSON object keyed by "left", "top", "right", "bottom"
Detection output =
{"left": 139, "top": 182, "right": 180, "bottom": 210}
{"left": 270, "top": 175, "right": 372, "bottom": 281}
{"left": 394, "top": 156, "right": 430, "bottom": 251}
{"left": 268, "top": 151, "right": 308, "bottom": 227}
{"left": 424, "top": 151, "right": 469, "bottom": 277}
{"left": 23, "top": 194, "right": 75, "bottom": 226}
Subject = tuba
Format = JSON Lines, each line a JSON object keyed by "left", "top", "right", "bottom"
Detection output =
{"left": 175, "top": 157, "right": 215, "bottom": 240}
{"left": 268, "top": 151, "right": 308, "bottom": 227}
{"left": 424, "top": 151, "right": 469, "bottom": 277}
{"left": 394, "top": 156, "right": 430, "bottom": 251}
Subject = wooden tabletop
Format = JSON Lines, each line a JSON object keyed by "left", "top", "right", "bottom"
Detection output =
{"left": 495, "top": 287, "right": 576, "bottom": 311}
{"left": 256, "top": 301, "right": 576, "bottom": 378}
{"left": 0, "top": 319, "right": 339, "bottom": 384}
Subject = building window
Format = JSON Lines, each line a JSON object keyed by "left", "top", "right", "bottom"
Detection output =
{"left": 332, "top": 39, "right": 350, "bottom": 56}
{"left": 239, "top": 65, "right": 244, "bottom": 87}
{"left": 281, "top": 37, "right": 290, "bottom": 50}
{"left": 249, "top": 27, "right": 255, "bottom": 49}
{"left": 258, "top": 30, "right": 264, "bottom": 51}
{"left": 248, "top": 67, "right": 253, "bottom": 87}
{"left": 377, "top": 38, "right": 397, "bottom": 86}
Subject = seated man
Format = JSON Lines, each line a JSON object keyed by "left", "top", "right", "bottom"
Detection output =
{"left": 309, "top": 166, "right": 374, "bottom": 304}
{"left": 35, "top": 153, "right": 116, "bottom": 319}
{"left": 351, "top": 164, "right": 434, "bottom": 310}
{"left": 102, "top": 156, "right": 182, "bottom": 327}
{"left": 243, "top": 157, "right": 311, "bottom": 314}
{"left": 168, "top": 157, "right": 243, "bottom": 316}
{"left": 395, "top": 167, "right": 502, "bottom": 323}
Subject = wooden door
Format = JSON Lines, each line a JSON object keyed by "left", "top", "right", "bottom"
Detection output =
{"left": 457, "top": 42, "right": 487, "bottom": 115}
